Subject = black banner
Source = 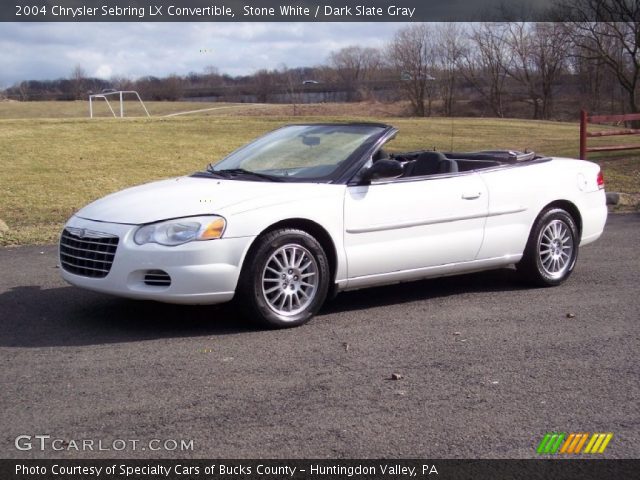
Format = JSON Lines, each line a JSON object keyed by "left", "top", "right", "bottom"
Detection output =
{"left": 2, "top": 459, "right": 639, "bottom": 480}
{"left": 2, "top": 0, "right": 632, "bottom": 23}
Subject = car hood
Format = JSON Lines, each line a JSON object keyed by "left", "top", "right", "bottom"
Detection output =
{"left": 75, "top": 176, "right": 329, "bottom": 224}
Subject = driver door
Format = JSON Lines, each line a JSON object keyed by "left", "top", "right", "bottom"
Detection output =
{"left": 343, "top": 173, "right": 489, "bottom": 284}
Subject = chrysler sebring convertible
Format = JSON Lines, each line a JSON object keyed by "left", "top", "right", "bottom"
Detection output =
{"left": 59, "top": 123, "right": 607, "bottom": 327}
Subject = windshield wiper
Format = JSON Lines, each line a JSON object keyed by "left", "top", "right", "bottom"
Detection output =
{"left": 205, "top": 165, "right": 284, "bottom": 182}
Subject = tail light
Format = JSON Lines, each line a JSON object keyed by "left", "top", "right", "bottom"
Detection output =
{"left": 597, "top": 170, "right": 605, "bottom": 190}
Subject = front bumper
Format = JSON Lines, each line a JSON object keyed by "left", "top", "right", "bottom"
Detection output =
{"left": 59, "top": 216, "right": 255, "bottom": 305}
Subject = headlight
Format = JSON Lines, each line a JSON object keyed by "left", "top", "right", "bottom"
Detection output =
{"left": 134, "top": 216, "right": 226, "bottom": 246}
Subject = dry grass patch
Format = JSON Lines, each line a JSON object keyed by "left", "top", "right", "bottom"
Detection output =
{"left": 1, "top": 114, "right": 637, "bottom": 246}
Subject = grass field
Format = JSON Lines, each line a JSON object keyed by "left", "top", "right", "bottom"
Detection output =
{"left": 0, "top": 101, "right": 638, "bottom": 246}
{"left": 0, "top": 100, "right": 284, "bottom": 119}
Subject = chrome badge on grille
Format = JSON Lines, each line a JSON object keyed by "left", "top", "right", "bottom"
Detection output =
{"left": 65, "top": 226, "right": 114, "bottom": 239}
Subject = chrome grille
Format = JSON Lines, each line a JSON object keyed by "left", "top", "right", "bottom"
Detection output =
{"left": 59, "top": 227, "right": 119, "bottom": 278}
{"left": 144, "top": 270, "right": 171, "bottom": 287}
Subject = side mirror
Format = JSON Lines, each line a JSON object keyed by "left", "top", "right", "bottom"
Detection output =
{"left": 360, "top": 159, "right": 404, "bottom": 183}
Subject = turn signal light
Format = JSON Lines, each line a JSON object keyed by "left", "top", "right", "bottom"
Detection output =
{"left": 201, "top": 217, "right": 226, "bottom": 239}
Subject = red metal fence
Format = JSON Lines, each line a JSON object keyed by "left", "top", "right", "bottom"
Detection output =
{"left": 580, "top": 109, "right": 640, "bottom": 160}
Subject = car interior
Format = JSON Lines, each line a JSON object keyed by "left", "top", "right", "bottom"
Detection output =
{"left": 373, "top": 148, "right": 538, "bottom": 179}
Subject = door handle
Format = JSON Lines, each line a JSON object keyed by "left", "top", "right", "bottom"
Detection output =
{"left": 462, "top": 192, "right": 482, "bottom": 200}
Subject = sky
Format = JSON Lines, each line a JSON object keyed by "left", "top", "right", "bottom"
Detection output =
{"left": 0, "top": 22, "right": 406, "bottom": 87}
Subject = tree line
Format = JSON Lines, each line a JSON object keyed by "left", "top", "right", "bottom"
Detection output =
{"left": 3, "top": 2, "right": 639, "bottom": 120}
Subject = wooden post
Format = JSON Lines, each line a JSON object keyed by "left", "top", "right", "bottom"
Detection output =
{"left": 579, "top": 109, "right": 587, "bottom": 160}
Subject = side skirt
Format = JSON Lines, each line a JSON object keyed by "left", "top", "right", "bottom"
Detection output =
{"left": 336, "top": 254, "right": 523, "bottom": 292}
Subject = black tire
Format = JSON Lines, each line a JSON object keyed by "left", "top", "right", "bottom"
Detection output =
{"left": 517, "top": 208, "right": 579, "bottom": 287}
{"left": 237, "top": 229, "right": 330, "bottom": 328}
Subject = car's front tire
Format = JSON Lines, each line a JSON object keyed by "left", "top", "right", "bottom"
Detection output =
{"left": 517, "top": 207, "right": 579, "bottom": 286}
{"left": 238, "top": 229, "right": 330, "bottom": 328}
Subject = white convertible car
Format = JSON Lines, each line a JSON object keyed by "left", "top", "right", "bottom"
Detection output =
{"left": 60, "top": 123, "right": 607, "bottom": 327}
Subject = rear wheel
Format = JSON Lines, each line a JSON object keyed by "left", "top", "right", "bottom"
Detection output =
{"left": 517, "top": 208, "right": 579, "bottom": 286}
{"left": 238, "top": 229, "right": 330, "bottom": 328}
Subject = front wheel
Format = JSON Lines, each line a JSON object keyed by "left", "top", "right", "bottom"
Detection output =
{"left": 237, "top": 229, "right": 330, "bottom": 328}
{"left": 517, "top": 208, "right": 579, "bottom": 287}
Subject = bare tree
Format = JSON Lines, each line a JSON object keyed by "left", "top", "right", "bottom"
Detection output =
{"left": 254, "top": 69, "right": 275, "bottom": 103}
{"left": 435, "top": 23, "right": 466, "bottom": 116}
{"left": 532, "top": 23, "right": 572, "bottom": 118}
{"left": 138, "top": 74, "right": 184, "bottom": 100}
{"left": 161, "top": 75, "right": 184, "bottom": 101}
{"left": 16, "top": 81, "right": 30, "bottom": 101}
{"left": 110, "top": 75, "right": 134, "bottom": 91}
{"left": 566, "top": 40, "right": 613, "bottom": 113}
{"left": 388, "top": 24, "right": 438, "bottom": 116}
{"left": 203, "top": 65, "right": 223, "bottom": 88}
{"left": 314, "top": 64, "right": 336, "bottom": 85}
{"left": 70, "top": 64, "right": 87, "bottom": 100}
{"left": 562, "top": 0, "right": 640, "bottom": 117}
{"left": 280, "top": 65, "right": 302, "bottom": 115}
{"left": 460, "top": 23, "right": 510, "bottom": 117}
{"left": 502, "top": 22, "right": 570, "bottom": 119}
{"left": 328, "top": 46, "right": 382, "bottom": 101}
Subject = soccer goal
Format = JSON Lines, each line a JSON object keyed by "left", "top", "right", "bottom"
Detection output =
{"left": 88, "top": 90, "right": 150, "bottom": 118}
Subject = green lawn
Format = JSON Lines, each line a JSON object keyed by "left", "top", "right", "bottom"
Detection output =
{"left": 0, "top": 102, "right": 638, "bottom": 246}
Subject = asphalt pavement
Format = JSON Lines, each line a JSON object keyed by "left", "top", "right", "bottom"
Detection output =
{"left": 1, "top": 213, "right": 638, "bottom": 459}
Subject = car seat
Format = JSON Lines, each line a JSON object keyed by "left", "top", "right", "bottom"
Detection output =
{"left": 404, "top": 151, "right": 458, "bottom": 176}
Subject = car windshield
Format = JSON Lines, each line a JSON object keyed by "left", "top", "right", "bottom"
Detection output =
{"left": 209, "top": 124, "right": 385, "bottom": 180}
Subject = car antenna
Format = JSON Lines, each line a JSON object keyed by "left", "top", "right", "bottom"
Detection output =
{"left": 450, "top": 116, "right": 454, "bottom": 151}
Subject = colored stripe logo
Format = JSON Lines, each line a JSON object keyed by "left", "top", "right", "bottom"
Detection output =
{"left": 537, "top": 433, "right": 613, "bottom": 454}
